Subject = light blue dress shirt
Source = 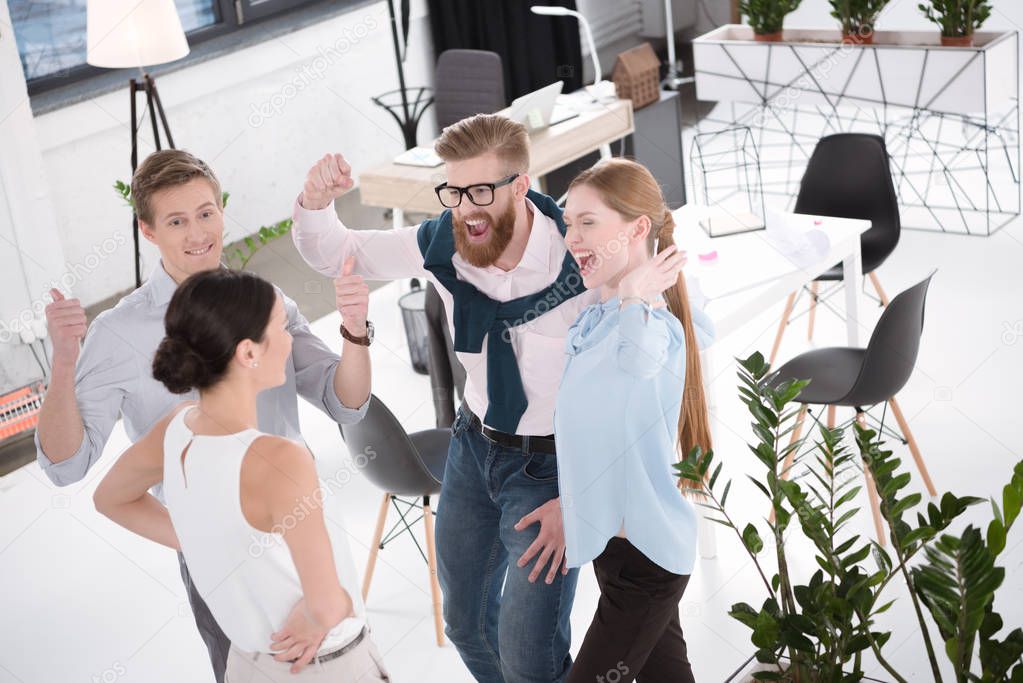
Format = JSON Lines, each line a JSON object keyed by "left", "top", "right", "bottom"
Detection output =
{"left": 35, "top": 262, "right": 368, "bottom": 489}
{"left": 554, "top": 295, "right": 715, "bottom": 575}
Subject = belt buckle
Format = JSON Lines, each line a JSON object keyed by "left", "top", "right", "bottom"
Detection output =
{"left": 478, "top": 424, "right": 498, "bottom": 446}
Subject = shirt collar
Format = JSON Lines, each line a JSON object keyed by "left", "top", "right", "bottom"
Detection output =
{"left": 517, "top": 198, "right": 555, "bottom": 273}
{"left": 470, "top": 198, "right": 556, "bottom": 276}
{"left": 146, "top": 260, "right": 180, "bottom": 307}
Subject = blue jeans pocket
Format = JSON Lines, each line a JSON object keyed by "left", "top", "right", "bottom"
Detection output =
{"left": 522, "top": 451, "right": 559, "bottom": 483}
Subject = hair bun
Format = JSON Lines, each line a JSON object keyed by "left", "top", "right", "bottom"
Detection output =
{"left": 152, "top": 336, "right": 210, "bottom": 394}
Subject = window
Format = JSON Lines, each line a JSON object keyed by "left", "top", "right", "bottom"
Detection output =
{"left": 10, "top": 0, "right": 326, "bottom": 95}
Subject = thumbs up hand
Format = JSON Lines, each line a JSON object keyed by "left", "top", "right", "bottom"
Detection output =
{"left": 334, "top": 257, "right": 368, "bottom": 337}
{"left": 44, "top": 288, "right": 87, "bottom": 367}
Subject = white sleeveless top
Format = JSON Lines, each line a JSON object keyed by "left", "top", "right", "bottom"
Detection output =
{"left": 162, "top": 408, "right": 366, "bottom": 654}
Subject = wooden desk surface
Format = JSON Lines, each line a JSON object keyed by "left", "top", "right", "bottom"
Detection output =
{"left": 358, "top": 97, "right": 635, "bottom": 215}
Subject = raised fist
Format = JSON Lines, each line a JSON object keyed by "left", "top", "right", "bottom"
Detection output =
{"left": 300, "top": 153, "right": 354, "bottom": 211}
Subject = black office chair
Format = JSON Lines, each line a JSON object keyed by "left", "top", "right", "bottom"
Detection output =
{"left": 339, "top": 394, "right": 450, "bottom": 646}
{"left": 770, "top": 133, "right": 902, "bottom": 366}
{"left": 767, "top": 273, "right": 937, "bottom": 545}
{"left": 425, "top": 282, "right": 467, "bottom": 428}
{"left": 434, "top": 49, "right": 507, "bottom": 130}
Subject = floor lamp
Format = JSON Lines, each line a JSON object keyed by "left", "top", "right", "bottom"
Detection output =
{"left": 661, "top": 0, "right": 694, "bottom": 91}
{"left": 87, "top": 0, "right": 189, "bottom": 288}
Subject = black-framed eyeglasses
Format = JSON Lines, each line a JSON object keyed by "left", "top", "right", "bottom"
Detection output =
{"left": 434, "top": 174, "right": 520, "bottom": 208}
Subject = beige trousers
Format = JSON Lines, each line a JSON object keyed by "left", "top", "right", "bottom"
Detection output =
{"left": 224, "top": 635, "right": 390, "bottom": 682}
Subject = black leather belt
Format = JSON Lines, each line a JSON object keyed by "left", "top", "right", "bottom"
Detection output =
{"left": 290, "top": 627, "right": 366, "bottom": 665}
{"left": 463, "top": 408, "right": 557, "bottom": 455}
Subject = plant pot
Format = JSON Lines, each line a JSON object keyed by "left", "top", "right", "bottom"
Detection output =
{"left": 725, "top": 655, "right": 889, "bottom": 682}
{"left": 842, "top": 30, "right": 874, "bottom": 45}
{"left": 693, "top": 26, "right": 1018, "bottom": 117}
{"left": 753, "top": 31, "right": 784, "bottom": 42}
{"left": 941, "top": 34, "right": 974, "bottom": 47}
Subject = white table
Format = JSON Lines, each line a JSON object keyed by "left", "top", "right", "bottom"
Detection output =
{"left": 673, "top": 206, "right": 872, "bottom": 558}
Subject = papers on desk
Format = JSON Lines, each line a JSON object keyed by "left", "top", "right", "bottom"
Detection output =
{"left": 765, "top": 210, "right": 831, "bottom": 269}
{"left": 394, "top": 146, "right": 443, "bottom": 168}
{"left": 674, "top": 206, "right": 832, "bottom": 302}
{"left": 549, "top": 104, "right": 578, "bottom": 126}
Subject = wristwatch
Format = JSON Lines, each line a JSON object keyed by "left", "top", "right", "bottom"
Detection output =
{"left": 340, "top": 320, "right": 374, "bottom": 346}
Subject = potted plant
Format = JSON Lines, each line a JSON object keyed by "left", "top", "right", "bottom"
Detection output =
{"left": 828, "top": 0, "right": 890, "bottom": 44}
{"left": 675, "top": 352, "right": 1023, "bottom": 681}
{"left": 739, "top": 0, "right": 803, "bottom": 42}
{"left": 919, "top": 0, "right": 992, "bottom": 47}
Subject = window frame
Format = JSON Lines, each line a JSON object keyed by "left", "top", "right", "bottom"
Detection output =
{"left": 18, "top": 0, "right": 329, "bottom": 96}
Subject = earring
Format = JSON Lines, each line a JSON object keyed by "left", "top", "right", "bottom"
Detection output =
{"left": 251, "top": 362, "right": 259, "bottom": 368}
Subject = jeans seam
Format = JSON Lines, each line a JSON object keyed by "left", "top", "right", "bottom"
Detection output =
{"left": 477, "top": 532, "right": 505, "bottom": 670}
{"left": 548, "top": 563, "right": 571, "bottom": 682}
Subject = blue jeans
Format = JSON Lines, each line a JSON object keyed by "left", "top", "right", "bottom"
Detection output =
{"left": 435, "top": 407, "right": 578, "bottom": 683}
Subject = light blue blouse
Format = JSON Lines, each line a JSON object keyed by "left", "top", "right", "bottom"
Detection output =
{"left": 554, "top": 295, "right": 715, "bottom": 575}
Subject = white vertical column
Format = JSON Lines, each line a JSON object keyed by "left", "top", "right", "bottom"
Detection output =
{"left": 0, "top": 0, "right": 70, "bottom": 388}
{"left": 842, "top": 237, "right": 863, "bottom": 347}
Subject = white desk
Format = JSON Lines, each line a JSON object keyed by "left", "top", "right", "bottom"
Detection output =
{"left": 673, "top": 206, "right": 872, "bottom": 558}
{"left": 359, "top": 94, "right": 634, "bottom": 227}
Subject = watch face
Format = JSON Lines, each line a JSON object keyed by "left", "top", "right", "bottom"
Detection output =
{"left": 366, "top": 321, "right": 375, "bottom": 342}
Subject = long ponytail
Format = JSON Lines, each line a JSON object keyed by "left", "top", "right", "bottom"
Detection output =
{"left": 569, "top": 159, "right": 712, "bottom": 490}
{"left": 657, "top": 209, "right": 713, "bottom": 487}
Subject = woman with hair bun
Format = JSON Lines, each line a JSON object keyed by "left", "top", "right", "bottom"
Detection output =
{"left": 557, "top": 158, "right": 714, "bottom": 683}
{"left": 94, "top": 269, "right": 389, "bottom": 681}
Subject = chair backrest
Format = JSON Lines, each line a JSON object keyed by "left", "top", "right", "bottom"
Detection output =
{"left": 843, "top": 272, "right": 935, "bottom": 406}
{"left": 424, "top": 281, "right": 466, "bottom": 428}
{"left": 794, "top": 133, "right": 901, "bottom": 269}
{"left": 339, "top": 394, "right": 441, "bottom": 496}
{"left": 434, "top": 49, "right": 507, "bottom": 130}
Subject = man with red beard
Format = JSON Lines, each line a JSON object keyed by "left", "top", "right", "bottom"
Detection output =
{"left": 291, "top": 114, "right": 603, "bottom": 683}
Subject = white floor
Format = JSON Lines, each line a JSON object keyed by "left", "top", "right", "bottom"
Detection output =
{"left": 1, "top": 216, "right": 1022, "bottom": 682}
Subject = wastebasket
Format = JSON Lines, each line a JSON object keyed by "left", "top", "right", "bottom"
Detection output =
{"left": 398, "top": 280, "right": 430, "bottom": 375}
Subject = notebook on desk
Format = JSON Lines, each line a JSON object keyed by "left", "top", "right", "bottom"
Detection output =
{"left": 394, "top": 146, "right": 444, "bottom": 168}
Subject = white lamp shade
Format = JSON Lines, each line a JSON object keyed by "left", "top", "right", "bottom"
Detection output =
{"left": 87, "top": 0, "right": 190, "bottom": 68}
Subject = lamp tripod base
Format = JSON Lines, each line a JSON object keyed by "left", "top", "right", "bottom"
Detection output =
{"left": 662, "top": 62, "right": 694, "bottom": 91}
{"left": 129, "top": 73, "right": 175, "bottom": 288}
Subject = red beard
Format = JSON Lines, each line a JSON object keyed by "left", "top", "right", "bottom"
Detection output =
{"left": 452, "top": 201, "right": 516, "bottom": 267}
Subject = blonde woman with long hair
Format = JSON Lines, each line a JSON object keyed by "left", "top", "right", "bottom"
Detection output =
{"left": 556, "top": 158, "right": 713, "bottom": 682}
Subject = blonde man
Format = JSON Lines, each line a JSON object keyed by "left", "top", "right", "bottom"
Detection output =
{"left": 37, "top": 149, "right": 372, "bottom": 683}
{"left": 293, "top": 114, "right": 609, "bottom": 682}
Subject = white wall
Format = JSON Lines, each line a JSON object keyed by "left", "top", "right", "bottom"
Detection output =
{"left": 0, "top": 0, "right": 71, "bottom": 390}
{"left": 26, "top": 0, "right": 436, "bottom": 310}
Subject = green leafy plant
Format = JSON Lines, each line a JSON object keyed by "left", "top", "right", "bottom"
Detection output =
{"left": 675, "top": 351, "right": 1022, "bottom": 681}
{"left": 739, "top": 0, "right": 803, "bottom": 36}
{"left": 225, "top": 218, "right": 294, "bottom": 271}
{"left": 113, "top": 180, "right": 291, "bottom": 271}
{"left": 918, "top": 0, "right": 992, "bottom": 38}
{"left": 904, "top": 453, "right": 1023, "bottom": 680}
{"left": 828, "top": 0, "right": 890, "bottom": 40}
